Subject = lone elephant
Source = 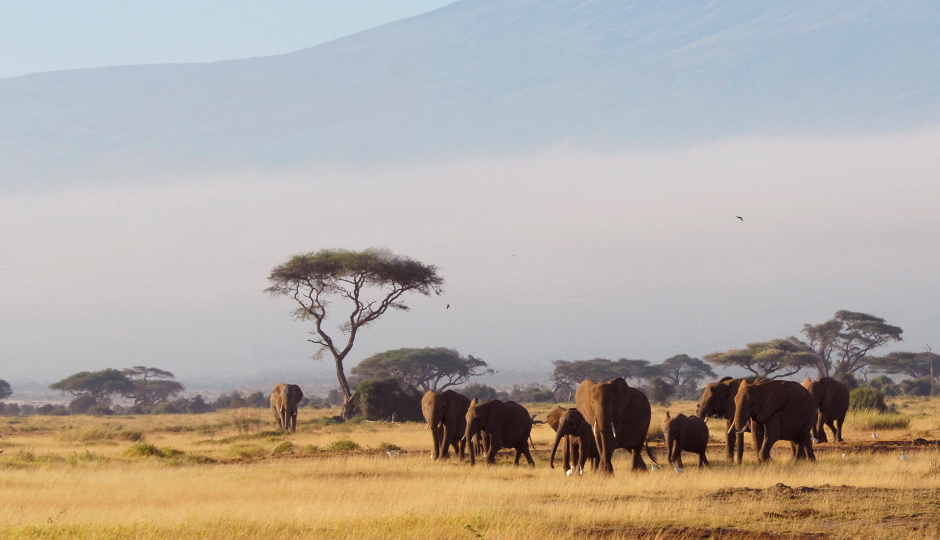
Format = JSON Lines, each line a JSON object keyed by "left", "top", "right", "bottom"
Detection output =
{"left": 465, "top": 399, "right": 535, "bottom": 466}
{"left": 697, "top": 377, "right": 750, "bottom": 463}
{"left": 548, "top": 406, "right": 599, "bottom": 475}
{"left": 802, "top": 377, "right": 849, "bottom": 443}
{"left": 662, "top": 411, "right": 709, "bottom": 470}
{"left": 270, "top": 383, "right": 304, "bottom": 432}
{"left": 421, "top": 389, "right": 471, "bottom": 460}
{"left": 576, "top": 377, "right": 655, "bottom": 474}
{"left": 733, "top": 379, "right": 817, "bottom": 463}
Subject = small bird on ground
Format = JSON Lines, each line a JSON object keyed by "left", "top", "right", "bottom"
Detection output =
{"left": 901, "top": 452, "right": 910, "bottom": 461}
{"left": 673, "top": 464, "right": 684, "bottom": 474}
{"left": 842, "top": 453, "right": 847, "bottom": 459}
{"left": 872, "top": 431, "right": 878, "bottom": 439}
{"left": 650, "top": 463, "right": 659, "bottom": 471}
{"left": 811, "top": 436, "right": 819, "bottom": 444}
{"left": 386, "top": 450, "right": 399, "bottom": 458}
{"left": 735, "top": 216, "right": 743, "bottom": 221}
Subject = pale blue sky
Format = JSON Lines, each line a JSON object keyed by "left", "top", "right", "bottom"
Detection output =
{"left": 0, "top": 0, "right": 454, "bottom": 79}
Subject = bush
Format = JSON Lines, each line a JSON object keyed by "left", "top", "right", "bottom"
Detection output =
{"left": 151, "top": 402, "right": 180, "bottom": 414}
{"left": 272, "top": 441, "right": 295, "bottom": 456}
{"left": 849, "top": 387, "right": 888, "bottom": 412}
{"left": 648, "top": 377, "right": 675, "bottom": 406}
{"left": 123, "top": 442, "right": 164, "bottom": 458}
{"left": 68, "top": 395, "right": 98, "bottom": 415}
{"left": 348, "top": 378, "right": 423, "bottom": 422}
{"left": 378, "top": 442, "right": 402, "bottom": 452}
{"left": 833, "top": 372, "right": 860, "bottom": 390}
{"left": 899, "top": 377, "right": 933, "bottom": 397}
{"left": 460, "top": 383, "right": 498, "bottom": 402}
{"left": 36, "top": 404, "right": 69, "bottom": 416}
{"left": 86, "top": 406, "right": 114, "bottom": 416}
{"left": 327, "top": 439, "right": 361, "bottom": 451}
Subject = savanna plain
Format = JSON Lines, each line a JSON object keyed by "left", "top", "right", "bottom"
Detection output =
{"left": 2, "top": 399, "right": 940, "bottom": 540}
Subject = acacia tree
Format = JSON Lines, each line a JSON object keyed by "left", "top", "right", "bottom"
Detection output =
{"left": 659, "top": 354, "right": 716, "bottom": 390}
{"left": 549, "top": 359, "right": 617, "bottom": 399}
{"left": 49, "top": 369, "right": 135, "bottom": 406}
{"left": 0, "top": 379, "right": 11, "bottom": 400}
{"left": 266, "top": 248, "right": 443, "bottom": 418}
{"left": 351, "top": 348, "right": 493, "bottom": 392}
{"left": 867, "top": 352, "right": 935, "bottom": 380}
{"left": 803, "top": 310, "right": 903, "bottom": 378}
{"left": 704, "top": 338, "right": 820, "bottom": 379}
{"left": 121, "top": 366, "right": 185, "bottom": 408}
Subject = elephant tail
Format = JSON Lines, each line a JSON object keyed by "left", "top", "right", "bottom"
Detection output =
{"left": 645, "top": 437, "right": 658, "bottom": 464}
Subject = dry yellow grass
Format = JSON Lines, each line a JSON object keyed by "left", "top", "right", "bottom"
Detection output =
{"left": 1, "top": 398, "right": 939, "bottom": 539}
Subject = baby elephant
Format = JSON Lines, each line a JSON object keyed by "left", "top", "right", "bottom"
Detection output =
{"left": 662, "top": 412, "right": 710, "bottom": 470}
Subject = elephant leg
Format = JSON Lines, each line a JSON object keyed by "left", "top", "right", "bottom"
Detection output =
{"left": 674, "top": 451, "right": 684, "bottom": 470}
{"left": 458, "top": 438, "right": 467, "bottom": 459}
{"left": 699, "top": 452, "right": 709, "bottom": 467}
{"left": 834, "top": 419, "right": 844, "bottom": 443}
{"left": 513, "top": 449, "right": 522, "bottom": 466}
{"left": 522, "top": 444, "right": 535, "bottom": 467}
{"left": 759, "top": 424, "right": 778, "bottom": 463}
{"left": 486, "top": 433, "right": 502, "bottom": 464}
{"left": 631, "top": 446, "right": 648, "bottom": 472}
{"left": 825, "top": 420, "right": 837, "bottom": 443}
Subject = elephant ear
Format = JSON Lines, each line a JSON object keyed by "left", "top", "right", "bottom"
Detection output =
{"left": 546, "top": 406, "right": 565, "bottom": 432}
{"left": 755, "top": 383, "right": 788, "bottom": 423}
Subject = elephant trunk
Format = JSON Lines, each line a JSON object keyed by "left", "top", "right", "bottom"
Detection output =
{"left": 430, "top": 418, "right": 442, "bottom": 460}
{"left": 733, "top": 402, "right": 751, "bottom": 434}
{"left": 549, "top": 422, "right": 568, "bottom": 469}
{"left": 466, "top": 422, "right": 477, "bottom": 466}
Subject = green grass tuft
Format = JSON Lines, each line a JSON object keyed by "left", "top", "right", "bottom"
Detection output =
{"left": 327, "top": 439, "right": 361, "bottom": 452}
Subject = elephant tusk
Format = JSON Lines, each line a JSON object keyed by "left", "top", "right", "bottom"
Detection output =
{"left": 426, "top": 423, "right": 430, "bottom": 430}
{"left": 593, "top": 420, "right": 599, "bottom": 440}
{"left": 727, "top": 425, "right": 736, "bottom": 435}
{"left": 736, "top": 428, "right": 748, "bottom": 434}
{"left": 611, "top": 423, "right": 617, "bottom": 439}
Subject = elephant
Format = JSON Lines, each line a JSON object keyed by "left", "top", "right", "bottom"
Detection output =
{"left": 421, "top": 389, "right": 471, "bottom": 460}
{"left": 802, "top": 377, "right": 849, "bottom": 443}
{"left": 576, "top": 377, "right": 656, "bottom": 474}
{"left": 732, "top": 379, "right": 817, "bottom": 463}
{"left": 697, "top": 377, "right": 750, "bottom": 463}
{"left": 270, "top": 383, "right": 304, "bottom": 432}
{"left": 548, "top": 406, "right": 600, "bottom": 475}
{"left": 465, "top": 399, "right": 535, "bottom": 466}
{"left": 662, "top": 411, "right": 709, "bottom": 469}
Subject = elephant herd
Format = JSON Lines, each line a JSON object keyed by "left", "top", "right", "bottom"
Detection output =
{"left": 420, "top": 376, "right": 849, "bottom": 474}
{"left": 267, "top": 374, "right": 848, "bottom": 474}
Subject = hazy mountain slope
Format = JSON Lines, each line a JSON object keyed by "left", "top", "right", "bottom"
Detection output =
{"left": 2, "top": 0, "right": 939, "bottom": 187}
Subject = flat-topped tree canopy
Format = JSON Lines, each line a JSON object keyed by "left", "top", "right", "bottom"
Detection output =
{"left": 266, "top": 248, "right": 444, "bottom": 418}
{"left": 704, "top": 338, "right": 820, "bottom": 380}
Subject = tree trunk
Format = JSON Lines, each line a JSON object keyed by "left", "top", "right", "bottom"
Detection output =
{"left": 334, "top": 354, "right": 356, "bottom": 420}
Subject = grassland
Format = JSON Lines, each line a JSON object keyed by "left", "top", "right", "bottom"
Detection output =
{"left": 2, "top": 398, "right": 940, "bottom": 539}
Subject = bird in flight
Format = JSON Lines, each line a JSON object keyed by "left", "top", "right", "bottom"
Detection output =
{"left": 446, "top": 304, "right": 450, "bottom": 309}
{"left": 735, "top": 216, "right": 743, "bottom": 221}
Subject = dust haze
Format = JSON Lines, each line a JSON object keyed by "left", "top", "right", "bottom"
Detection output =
{"left": 2, "top": 130, "right": 938, "bottom": 384}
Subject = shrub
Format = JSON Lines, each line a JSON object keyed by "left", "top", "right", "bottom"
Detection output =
{"left": 272, "top": 441, "right": 295, "bottom": 456}
{"left": 68, "top": 395, "right": 98, "bottom": 415}
{"left": 151, "top": 402, "right": 180, "bottom": 414}
{"left": 647, "top": 377, "right": 675, "bottom": 406}
{"left": 327, "top": 439, "right": 361, "bottom": 451}
{"left": 899, "top": 377, "right": 933, "bottom": 397}
{"left": 378, "top": 442, "right": 402, "bottom": 452}
{"left": 460, "top": 383, "right": 498, "bottom": 402}
{"left": 349, "top": 378, "right": 423, "bottom": 422}
{"left": 849, "top": 387, "right": 888, "bottom": 412}
{"left": 123, "top": 442, "right": 164, "bottom": 458}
